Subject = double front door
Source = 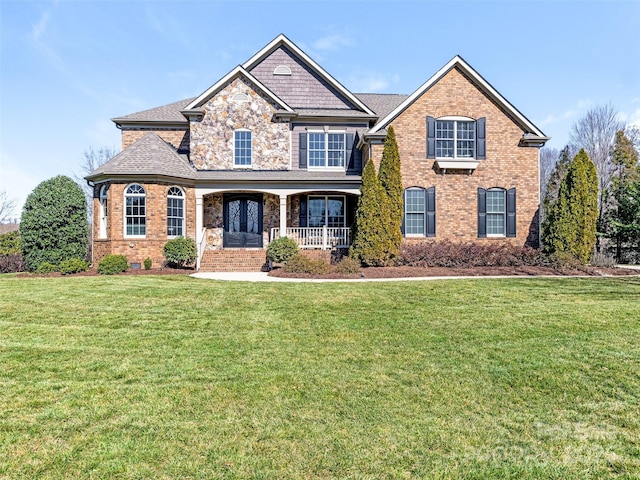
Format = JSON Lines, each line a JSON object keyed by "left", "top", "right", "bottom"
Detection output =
{"left": 223, "top": 194, "right": 263, "bottom": 248}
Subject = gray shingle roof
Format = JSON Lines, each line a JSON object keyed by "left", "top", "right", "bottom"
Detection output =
{"left": 112, "top": 98, "right": 195, "bottom": 124}
{"left": 86, "top": 133, "right": 196, "bottom": 180}
{"left": 294, "top": 108, "right": 375, "bottom": 119}
{"left": 354, "top": 93, "right": 409, "bottom": 120}
{"left": 195, "top": 170, "right": 360, "bottom": 182}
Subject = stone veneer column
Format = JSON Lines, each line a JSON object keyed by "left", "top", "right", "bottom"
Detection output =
{"left": 279, "top": 194, "right": 287, "bottom": 237}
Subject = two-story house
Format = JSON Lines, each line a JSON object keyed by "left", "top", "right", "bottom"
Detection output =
{"left": 86, "top": 34, "right": 548, "bottom": 271}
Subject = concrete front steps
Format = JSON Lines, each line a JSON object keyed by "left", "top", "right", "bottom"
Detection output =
{"left": 199, "top": 249, "right": 267, "bottom": 272}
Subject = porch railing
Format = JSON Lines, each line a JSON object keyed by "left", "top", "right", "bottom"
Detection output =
{"left": 270, "top": 227, "right": 351, "bottom": 250}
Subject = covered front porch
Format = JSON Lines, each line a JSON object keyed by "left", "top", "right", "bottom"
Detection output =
{"left": 194, "top": 185, "right": 360, "bottom": 269}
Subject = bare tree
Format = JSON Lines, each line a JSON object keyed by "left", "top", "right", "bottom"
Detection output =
{"left": 0, "top": 190, "right": 17, "bottom": 223}
{"left": 74, "top": 146, "right": 117, "bottom": 221}
{"left": 540, "top": 147, "right": 559, "bottom": 201}
{"left": 569, "top": 103, "right": 625, "bottom": 217}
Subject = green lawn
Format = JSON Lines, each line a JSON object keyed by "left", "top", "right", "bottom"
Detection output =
{"left": 1, "top": 275, "right": 639, "bottom": 479}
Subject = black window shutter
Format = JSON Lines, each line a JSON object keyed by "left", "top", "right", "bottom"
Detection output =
{"left": 426, "top": 186, "right": 436, "bottom": 237}
{"left": 346, "top": 133, "right": 355, "bottom": 172}
{"left": 401, "top": 189, "right": 406, "bottom": 236}
{"left": 427, "top": 116, "right": 436, "bottom": 159}
{"left": 299, "top": 132, "right": 307, "bottom": 169}
{"left": 476, "top": 117, "right": 486, "bottom": 160}
{"left": 506, "top": 188, "right": 516, "bottom": 237}
{"left": 478, "top": 187, "right": 487, "bottom": 238}
{"left": 354, "top": 133, "right": 363, "bottom": 173}
{"left": 299, "top": 195, "right": 307, "bottom": 227}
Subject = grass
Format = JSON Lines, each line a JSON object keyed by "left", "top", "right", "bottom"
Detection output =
{"left": 1, "top": 275, "right": 639, "bottom": 479}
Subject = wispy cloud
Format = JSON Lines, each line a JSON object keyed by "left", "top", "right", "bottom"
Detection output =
{"left": 539, "top": 98, "right": 593, "bottom": 127}
{"left": 312, "top": 33, "right": 354, "bottom": 52}
{"left": 144, "top": 5, "right": 190, "bottom": 47}
{"left": 345, "top": 72, "right": 400, "bottom": 94}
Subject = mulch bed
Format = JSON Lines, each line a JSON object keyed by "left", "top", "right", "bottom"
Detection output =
{"left": 17, "top": 267, "right": 194, "bottom": 278}
{"left": 268, "top": 264, "right": 639, "bottom": 280}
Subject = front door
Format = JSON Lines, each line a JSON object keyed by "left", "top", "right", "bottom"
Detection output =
{"left": 223, "top": 194, "right": 263, "bottom": 248}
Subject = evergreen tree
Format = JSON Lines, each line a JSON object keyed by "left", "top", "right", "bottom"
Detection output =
{"left": 378, "top": 126, "right": 403, "bottom": 257}
{"left": 20, "top": 175, "right": 89, "bottom": 271}
{"left": 350, "top": 159, "right": 394, "bottom": 266}
{"left": 542, "top": 149, "right": 599, "bottom": 264}
{"left": 541, "top": 146, "right": 571, "bottom": 245}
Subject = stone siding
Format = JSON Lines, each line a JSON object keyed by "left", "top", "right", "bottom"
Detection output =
{"left": 92, "top": 182, "right": 196, "bottom": 266}
{"left": 190, "top": 78, "right": 290, "bottom": 170}
{"left": 373, "top": 66, "right": 540, "bottom": 247}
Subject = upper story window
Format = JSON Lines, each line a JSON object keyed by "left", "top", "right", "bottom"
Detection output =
{"left": 124, "top": 184, "right": 146, "bottom": 237}
{"left": 308, "top": 131, "right": 345, "bottom": 169}
{"left": 436, "top": 118, "right": 475, "bottom": 158}
{"left": 99, "top": 185, "right": 108, "bottom": 239}
{"left": 167, "top": 187, "right": 184, "bottom": 237}
{"left": 234, "top": 130, "right": 252, "bottom": 166}
{"left": 273, "top": 65, "right": 292, "bottom": 76}
{"left": 427, "top": 116, "right": 486, "bottom": 163}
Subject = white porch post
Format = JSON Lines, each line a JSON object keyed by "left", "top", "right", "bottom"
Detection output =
{"left": 279, "top": 194, "right": 287, "bottom": 238}
{"left": 196, "top": 194, "right": 204, "bottom": 239}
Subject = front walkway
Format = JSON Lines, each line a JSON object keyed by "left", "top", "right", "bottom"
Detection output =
{"left": 190, "top": 267, "right": 640, "bottom": 283}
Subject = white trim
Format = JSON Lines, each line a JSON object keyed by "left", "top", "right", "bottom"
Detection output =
{"left": 184, "top": 66, "right": 293, "bottom": 112}
{"left": 231, "top": 93, "right": 250, "bottom": 103}
{"left": 242, "top": 34, "right": 375, "bottom": 116}
{"left": 436, "top": 160, "right": 480, "bottom": 170}
{"left": 99, "top": 185, "right": 108, "bottom": 239}
{"left": 368, "top": 55, "right": 547, "bottom": 138}
{"left": 435, "top": 118, "right": 476, "bottom": 160}
{"left": 273, "top": 65, "right": 292, "bottom": 75}
{"left": 306, "top": 130, "right": 346, "bottom": 170}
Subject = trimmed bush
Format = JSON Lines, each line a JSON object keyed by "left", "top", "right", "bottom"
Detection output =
{"left": 266, "top": 236, "right": 299, "bottom": 263}
{"left": 334, "top": 256, "right": 361, "bottom": 275}
{"left": 283, "top": 254, "right": 330, "bottom": 274}
{"left": 378, "top": 126, "right": 403, "bottom": 256}
{"left": 144, "top": 257, "right": 152, "bottom": 270}
{"left": 36, "top": 262, "right": 58, "bottom": 274}
{"left": 0, "top": 230, "right": 21, "bottom": 255}
{"left": 59, "top": 258, "right": 89, "bottom": 275}
{"left": 163, "top": 237, "right": 197, "bottom": 268}
{"left": 0, "top": 254, "right": 24, "bottom": 273}
{"left": 20, "top": 175, "right": 89, "bottom": 271}
{"left": 399, "top": 241, "right": 545, "bottom": 268}
{"left": 97, "top": 254, "right": 128, "bottom": 275}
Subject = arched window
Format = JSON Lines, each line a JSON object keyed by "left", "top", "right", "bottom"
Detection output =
{"left": 167, "top": 186, "right": 184, "bottom": 237}
{"left": 124, "top": 184, "right": 146, "bottom": 237}
{"left": 99, "top": 185, "right": 108, "bottom": 239}
{"left": 273, "top": 65, "right": 292, "bottom": 76}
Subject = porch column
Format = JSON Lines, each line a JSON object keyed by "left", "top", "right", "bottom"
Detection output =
{"left": 279, "top": 194, "right": 287, "bottom": 237}
{"left": 195, "top": 194, "right": 204, "bottom": 242}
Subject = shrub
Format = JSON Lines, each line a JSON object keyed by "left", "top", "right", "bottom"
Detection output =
{"left": 0, "top": 254, "right": 25, "bottom": 273}
{"left": 335, "top": 256, "right": 361, "bottom": 275}
{"left": 266, "top": 236, "right": 299, "bottom": 263}
{"left": 590, "top": 251, "right": 617, "bottom": 267}
{"left": 378, "top": 126, "right": 403, "bottom": 255}
{"left": 20, "top": 175, "right": 89, "bottom": 271}
{"left": 144, "top": 257, "right": 152, "bottom": 270}
{"left": 398, "top": 241, "right": 545, "bottom": 268}
{"left": 36, "top": 262, "right": 58, "bottom": 274}
{"left": 97, "top": 254, "right": 128, "bottom": 275}
{"left": 283, "top": 254, "right": 330, "bottom": 274}
{"left": 0, "top": 230, "right": 21, "bottom": 255}
{"left": 59, "top": 258, "right": 89, "bottom": 275}
{"left": 163, "top": 237, "right": 197, "bottom": 268}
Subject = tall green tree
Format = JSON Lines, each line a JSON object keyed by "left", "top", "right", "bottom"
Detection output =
{"left": 542, "top": 149, "right": 599, "bottom": 264}
{"left": 604, "top": 130, "right": 640, "bottom": 261}
{"left": 378, "top": 126, "right": 403, "bottom": 256}
{"left": 350, "top": 159, "right": 394, "bottom": 266}
{"left": 20, "top": 175, "right": 89, "bottom": 271}
{"left": 541, "top": 146, "right": 572, "bottom": 232}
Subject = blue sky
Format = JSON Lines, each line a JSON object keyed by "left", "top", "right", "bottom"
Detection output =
{"left": 1, "top": 0, "right": 640, "bottom": 215}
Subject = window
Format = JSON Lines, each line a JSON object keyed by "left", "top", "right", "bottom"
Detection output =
{"left": 308, "top": 196, "right": 345, "bottom": 227}
{"left": 436, "top": 119, "right": 475, "bottom": 158}
{"left": 308, "top": 131, "right": 345, "bottom": 169}
{"left": 403, "top": 187, "right": 436, "bottom": 237}
{"left": 234, "top": 130, "right": 252, "bottom": 166}
{"left": 124, "top": 184, "right": 146, "bottom": 237}
{"left": 99, "top": 185, "right": 108, "bottom": 239}
{"left": 167, "top": 187, "right": 184, "bottom": 237}
{"left": 486, "top": 189, "right": 506, "bottom": 236}
{"left": 478, "top": 187, "right": 516, "bottom": 238}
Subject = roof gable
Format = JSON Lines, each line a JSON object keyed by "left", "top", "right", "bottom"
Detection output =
{"left": 368, "top": 55, "right": 547, "bottom": 139}
{"left": 243, "top": 34, "right": 375, "bottom": 116}
{"left": 184, "top": 66, "right": 293, "bottom": 113}
{"left": 86, "top": 132, "right": 195, "bottom": 181}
